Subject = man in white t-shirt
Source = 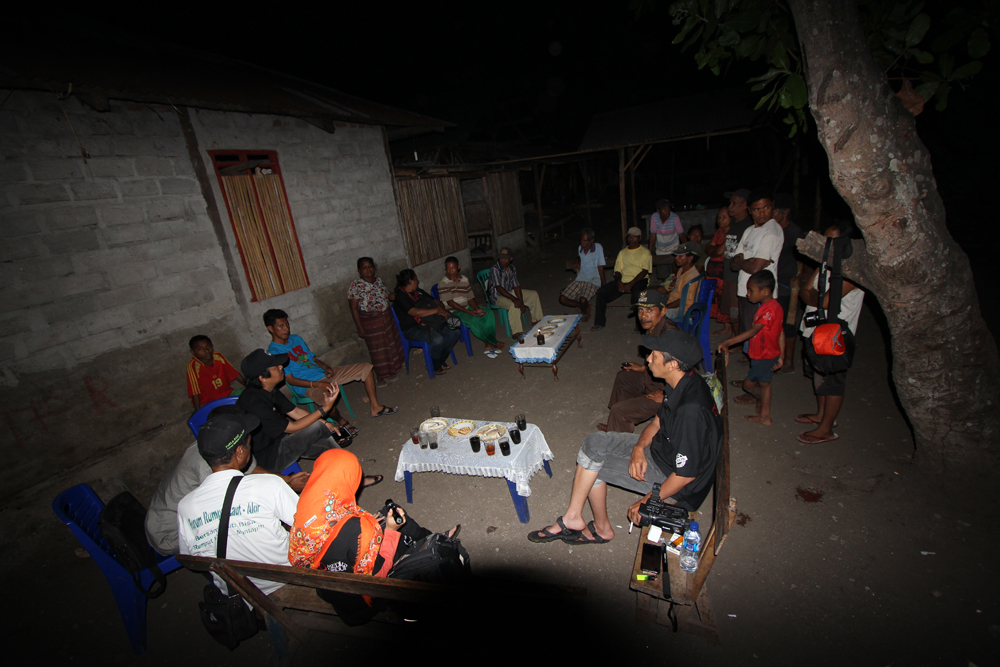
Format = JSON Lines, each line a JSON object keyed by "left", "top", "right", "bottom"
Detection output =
{"left": 731, "top": 192, "right": 784, "bottom": 341}
{"left": 177, "top": 412, "right": 299, "bottom": 596}
{"left": 795, "top": 220, "right": 865, "bottom": 445}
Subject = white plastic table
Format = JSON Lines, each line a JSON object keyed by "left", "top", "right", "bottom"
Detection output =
{"left": 393, "top": 417, "right": 554, "bottom": 523}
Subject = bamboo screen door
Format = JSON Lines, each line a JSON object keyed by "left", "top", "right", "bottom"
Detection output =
{"left": 209, "top": 150, "right": 309, "bottom": 301}
{"left": 395, "top": 176, "right": 467, "bottom": 266}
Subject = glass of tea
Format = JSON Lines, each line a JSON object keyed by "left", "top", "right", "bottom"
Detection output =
{"left": 485, "top": 441, "right": 496, "bottom": 456}
{"left": 469, "top": 435, "right": 481, "bottom": 453}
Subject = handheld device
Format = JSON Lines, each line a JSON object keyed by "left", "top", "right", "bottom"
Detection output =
{"left": 640, "top": 542, "right": 663, "bottom": 575}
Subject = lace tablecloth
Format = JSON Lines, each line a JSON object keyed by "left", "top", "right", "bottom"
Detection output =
{"left": 509, "top": 314, "right": 582, "bottom": 364}
{"left": 393, "top": 418, "right": 554, "bottom": 496}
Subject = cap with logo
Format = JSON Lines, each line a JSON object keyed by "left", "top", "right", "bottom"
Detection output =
{"left": 671, "top": 241, "right": 702, "bottom": 259}
{"left": 499, "top": 247, "right": 513, "bottom": 258}
{"left": 197, "top": 413, "right": 260, "bottom": 461}
{"left": 241, "top": 348, "right": 289, "bottom": 380}
{"left": 633, "top": 289, "right": 668, "bottom": 309}
{"left": 640, "top": 330, "right": 703, "bottom": 367}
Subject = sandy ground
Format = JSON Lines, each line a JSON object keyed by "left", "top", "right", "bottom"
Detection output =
{"left": 3, "top": 221, "right": 998, "bottom": 666}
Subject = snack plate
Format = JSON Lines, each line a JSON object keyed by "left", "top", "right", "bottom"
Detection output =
{"left": 420, "top": 418, "right": 449, "bottom": 433}
{"left": 547, "top": 317, "right": 567, "bottom": 324}
{"left": 447, "top": 420, "right": 477, "bottom": 437}
{"left": 475, "top": 424, "right": 507, "bottom": 441}
{"left": 538, "top": 326, "right": 558, "bottom": 334}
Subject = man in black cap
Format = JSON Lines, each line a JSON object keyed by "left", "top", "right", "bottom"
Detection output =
{"left": 598, "top": 290, "right": 677, "bottom": 433}
{"left": 235, "top": 349, "right": 381, "bottom": 486}
{"left": 528, "top": 331, "right": 722, "bottom": 545}
{"left": 487, "top": 247, "right": 544, "bottom": 338}
{"left": 177, "top": 412, "right": 300, "bottom": 596}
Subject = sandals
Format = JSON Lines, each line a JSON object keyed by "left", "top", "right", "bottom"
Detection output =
{"left": 527, "top": 516, "right": 581, "bottom": 543}
{"left": 566, "top": 521, "right": 611, "bottom": 544}
{"left": 733, "top": 394, "right": 757, "bottom": 405}
{"left": 796, "top": 433, "right": 840, "bottom": 444}
{"left": 362, "top": 474, "right": 383, "bottom": 488}
{"left": 794, "top": 414, "right": 837, "bottom": 427}
{"left": 372, "top": 406, "right": 398, "bottom": 418}
{"left": 484, "top": 349, "right": 500, "bottom": 359}
{"left": 339, "top": 423, "right": 360, "bottom": 437}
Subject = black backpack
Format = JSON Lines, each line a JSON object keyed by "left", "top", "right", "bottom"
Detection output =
{"left": 388, "top": 532, "right": 472, "bottom": 585}
{"left": 99, "top": 491, "right": 167, "bottom": 599}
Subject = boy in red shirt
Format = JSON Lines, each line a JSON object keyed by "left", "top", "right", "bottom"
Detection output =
{"left": 717, "top": 271, "right": 784, "bottom": 425}
{"left": 186, "top": 335, "right": 244, "bottom": 410}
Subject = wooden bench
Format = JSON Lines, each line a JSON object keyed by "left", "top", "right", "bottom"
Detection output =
{"left": 628, "top": 351, "right": 737, "bottom": 643}
{"left": 177, "top": 555, "right": 586, "bottom": 664}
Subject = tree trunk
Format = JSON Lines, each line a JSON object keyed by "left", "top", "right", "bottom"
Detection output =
{"left": 788, "top": 0, "right": 999, "bottom": 470}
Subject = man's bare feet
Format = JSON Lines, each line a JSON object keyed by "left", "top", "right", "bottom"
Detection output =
{"left": 495, "top": 341, "right": 506, "bottom": 350}
{"left": 744, "top": 414, "right": 772, "bottom": 425}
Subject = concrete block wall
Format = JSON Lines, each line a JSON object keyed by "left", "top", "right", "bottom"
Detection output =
{"left": 0, "top": 91, "right": 410, "bottom": 500}
{"left": 189, "top": 111, "right": 409, "bottom": 353}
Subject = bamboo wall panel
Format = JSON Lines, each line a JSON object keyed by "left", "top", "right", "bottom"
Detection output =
{"left": 221, "top": 173, "right": 309, "bottom": 301}
{"left": 396, "top": 177, "right": 466, "bottom": 266}
{"left": 484, "top": 171, "right": 524, "bottom": 236}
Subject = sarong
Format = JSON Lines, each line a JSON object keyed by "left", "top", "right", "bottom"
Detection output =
{"left": 359, "top": 308, "right": 404, "bottom": 379}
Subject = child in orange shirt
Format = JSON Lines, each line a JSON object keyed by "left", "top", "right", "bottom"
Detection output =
{"left": 717, "top": 271, "right": 784, "bottom": 425}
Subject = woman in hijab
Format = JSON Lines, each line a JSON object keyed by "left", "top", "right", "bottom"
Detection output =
{"left": 289, "top": 450, "right": 458, "bottom": 624}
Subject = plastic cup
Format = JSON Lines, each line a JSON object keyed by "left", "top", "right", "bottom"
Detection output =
{"left": 511, "top": 429, "right": 521, "bottom": 444}
{"left": 428, "top": 432, "right": 438, "bottom": 450}
{"left": 470, "top": 435, "right": 481, "bottom": 453}
{"left": 499, "top": 440, "right": 510, "bottom": 456}
{"left": 486, "top": 442, "right": 495, "bottom": 456}
{"left": 410, "top": 428, "right": 420, "bottom": 445}
{"left": 516, "top": 414, "right": 527, "bottom": 430}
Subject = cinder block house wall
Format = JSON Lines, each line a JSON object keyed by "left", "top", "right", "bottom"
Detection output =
{"left": 0, "top": 90, "right": 408, "bottom": 500}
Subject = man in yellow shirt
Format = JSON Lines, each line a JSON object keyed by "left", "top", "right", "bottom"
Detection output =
{"left": 592, "top": 227, "right": 652, "bottom": 330}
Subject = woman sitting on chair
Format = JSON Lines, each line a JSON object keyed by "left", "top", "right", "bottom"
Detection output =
{"left": 288, "top": 449, "right": 461, "bottom": 625}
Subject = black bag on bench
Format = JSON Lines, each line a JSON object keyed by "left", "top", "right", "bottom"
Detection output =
{"left": 197, "top": 476, "right": 259, "bottom": 650}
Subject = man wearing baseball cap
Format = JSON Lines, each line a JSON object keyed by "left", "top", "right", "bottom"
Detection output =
{"left": 235, "top": 349, "right": 382, "bottom": 486}
{"left": 177, "top": 412, "right": 299, "bottom": 596}
{"left": 663, "top": 241, "right": 704, "bottom": 320}
{"left": 529, "top": 331, "right": 722, "bottom": 545}
{"left": 592, "top": 226, "right": 652, "bottom": 330}
{"left": 597, "top": 290, "right": 678, "bottom": 434}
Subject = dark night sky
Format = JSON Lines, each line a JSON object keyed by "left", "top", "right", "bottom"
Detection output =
{"left": 21, "top": 2, "right": 999, "bottom": 244}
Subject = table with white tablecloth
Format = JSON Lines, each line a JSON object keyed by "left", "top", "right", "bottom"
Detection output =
{"left": 508, "top": 314, "right": 583, "bottom": 380}
{"left": 393, "top": 417, "right": 554, "bottom": 523}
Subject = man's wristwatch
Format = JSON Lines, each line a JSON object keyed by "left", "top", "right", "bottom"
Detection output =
{"left": 319, "top": 408, "right": 328, "bottom": 419}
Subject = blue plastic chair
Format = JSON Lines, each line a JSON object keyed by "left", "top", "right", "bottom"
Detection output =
{"left": 52, "top": 484, "right": 183, "bottom": 654}
{"left": 389, "top": 307, "right": 457, "bottom": 379}
{"left": 475, "top": 268, "right": 528, "bottom": 338}
{"left": 431, "top": 283, "right": 474, "bottom": 357}
{"left": 187, "top": 396, "right": 239, "bottom": 437}
{"left": 672, "top": 277, "right": 704, "bottom": 326}
{"left": 675, "top": 279, "right": 716, "bottom": 372}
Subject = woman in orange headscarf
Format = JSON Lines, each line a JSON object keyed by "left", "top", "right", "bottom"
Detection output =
{"left": 289, "top": 449, "right": 403, "bottom": 577}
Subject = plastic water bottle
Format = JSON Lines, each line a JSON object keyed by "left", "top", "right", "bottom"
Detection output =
{"left": 679, "top": 522, "right": 701, "bottom": 573}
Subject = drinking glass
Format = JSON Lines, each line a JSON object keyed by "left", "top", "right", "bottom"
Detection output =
{"left": 469, "top": 435, "right": 481, "bottom": 453}
{"left": 511, "top": 429, "right": 521, "bottom": 444}
{"left": 430, "top": 406, "right": 441, "bottom": 418}
{"left": 485, "top": 441, "right": 496, "bottom": 456}
{"left": 428, "top": 432, "right": 438, "bottom": 450}
{"left": 499, "top": 440, "right": 510, "bottom": 456}
{"left": 410, "top": 428, "right": 421, "bottom": 445}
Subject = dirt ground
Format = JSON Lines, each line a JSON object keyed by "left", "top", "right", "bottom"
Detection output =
{"left": 3, "top": 216, "right": 998, "bottom": 666}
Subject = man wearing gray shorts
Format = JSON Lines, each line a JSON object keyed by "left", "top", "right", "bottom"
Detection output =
{"left": 528, "top": 331, "right": 723, "bottom": 545}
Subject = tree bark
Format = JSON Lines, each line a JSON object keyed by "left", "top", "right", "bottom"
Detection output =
{"left": 788, "top": 0, "right": 999, "bottom": 470}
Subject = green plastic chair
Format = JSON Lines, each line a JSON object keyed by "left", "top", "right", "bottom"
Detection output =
{"left": 476, "top": 268, "right": 528, "bottom": 338}
{"left": 287, "top": 384, "right": 355, "bottom": 420}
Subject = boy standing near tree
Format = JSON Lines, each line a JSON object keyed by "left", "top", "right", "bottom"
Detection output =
{"left": 717, "top": 271, "right": 784, "bottom": 425}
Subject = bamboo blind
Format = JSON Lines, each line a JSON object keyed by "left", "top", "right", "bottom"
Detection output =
{"left": 396, "top": 176, "right": 466, "bottom": 266}
{"left": 221, "top": 173, "right": 309, "bottom": 301}
{"left": 484, "top": 171, "right": 524, "bottom": 236}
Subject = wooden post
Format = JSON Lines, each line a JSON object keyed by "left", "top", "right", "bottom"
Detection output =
{"left": 534, "top": 164, "right": 546, "bottom": 250}
{"left": 619, "top": 148, "right": 627, "bottom": 243}
{"left": 629, "top": 146, "right": 637, "bottom": 233}
{"left": 580, "top": 161, "right": 591, "bottom": 225}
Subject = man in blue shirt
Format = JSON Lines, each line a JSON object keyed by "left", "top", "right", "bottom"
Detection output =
{"left": 558, "top": 228, "right": 606, "bottom": 322}
{"left": 264, "top": 309, "right": 398, "bottom": 420}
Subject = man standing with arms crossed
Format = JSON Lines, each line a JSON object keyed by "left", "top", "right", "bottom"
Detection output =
{"left": 731, "top": 191, "right": 784, "bottom": 362}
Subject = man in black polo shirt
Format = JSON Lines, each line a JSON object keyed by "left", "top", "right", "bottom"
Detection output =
{"left": 234, "top": 349, "right": 386, "bottom": 488}
{"left": 528, "top": 331, "right": 722, "bottom": 545}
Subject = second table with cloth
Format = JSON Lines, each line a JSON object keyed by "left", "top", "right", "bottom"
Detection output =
{"left": 393, "top": 416, "right": 554, "bottom": 523}
{"left": 508, "top": 314, "right": 583, "bottom": 380}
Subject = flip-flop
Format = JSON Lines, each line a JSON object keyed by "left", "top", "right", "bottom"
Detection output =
{"left": 340, "top": 423, "right": 360, "bottom": 437}
{"left": 730, "top": 380, "right": 746, "bottom": 389}
{"left": 484, "top": 349, "right": 500, "bottom": 358}
{"left": 362, "top": 474, "right": 383, "bottom": 487}
{"left": 372, "top": 406, "right": 398, "bottom": 418}
{"left": 794, "top": 415, "right": 838, "bottom": 426}
{"left": 527, "top": 516, "right": 582, "bottom": 543}
{"left": 733, "top": 394, "right": 757, "bottom": 405}
{"left": 566, "top": 520, "right": 611, "bottom": 544}
{"left": 796, "top": 433, "right": 840, "bottom": 444}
